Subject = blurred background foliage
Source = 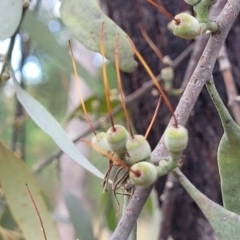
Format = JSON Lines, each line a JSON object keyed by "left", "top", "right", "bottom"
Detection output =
{"left": 0, "top": 0, "right": 158, "bottom": 239}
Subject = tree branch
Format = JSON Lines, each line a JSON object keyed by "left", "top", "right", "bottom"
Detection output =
{"left": 218, "top": 44, "right": 240, "bottom": 125}
{"left": 111, "top": 1, "right": 240, "bottom": 239}
{"left": 159, "top": 1, "right": 227, "bottom": 239}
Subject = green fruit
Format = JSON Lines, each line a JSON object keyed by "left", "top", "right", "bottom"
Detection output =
{"left": 129, "top": 162, "right": 158, "bottom": 187}
{"left": 105, "top": 125, "right": 129, "bottom": 156}
{"left": 91, "top": 132, "right": 111, "bottom": 155}
{"left": 164, "top": 125, "right": 188, "bottom": 153}
{"left": 169, "top": 13, "right": 200, "bottom": 39}
{"left": 125, "top": 135, "right": 151, "bottom": 165}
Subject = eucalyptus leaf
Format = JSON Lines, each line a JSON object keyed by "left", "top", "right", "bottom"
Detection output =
{"left": 0, "top": 140, "right": 60, "bottom": 240}
{"left": 64, "top": 191, "right": 96, "bottom": 240}
{"left": 206, "top": 80, "right": 240, "bottom": 214}
{"left": 0, "top": 0, "right": 22, "bottom": 40}
{"left": 174, "top": 168, "right": 240, "bottom": 240}
{"left": 60, "top": 0, "right": 137, "bottom": 73}
{"left": 13, "top": 77, "right": 104, "bottom": 179}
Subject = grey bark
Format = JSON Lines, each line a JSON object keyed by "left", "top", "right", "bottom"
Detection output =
{"left": 100, "top": 0, "right": 240, "bottom": 239}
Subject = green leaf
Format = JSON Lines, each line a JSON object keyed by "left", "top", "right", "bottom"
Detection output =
{"left": 21, "top": 10, "right": 102, "bottom": 97}
{"left": 63, "top": 95, "right": 121, "bottom": 123}
{"left": 60, "top": 0, "right": 137, "bottom": 73}
{"left": 100, "top": 191, "right": 117, "bottom": 231}
{"left": 0, "top": 206, "right": 17, "bottom": 231}
{"left": 174, "top": 168, "right": 240, "bottom": 240}
{"left": 0, "top": 140, "right": 60, "bottom": 240}
{"left": 64, "top": 191, "right": 96, "bottom": 240}
{"left": 206, "top": 80, "right": 240, "bottom": 214}
{"left": 0, "top": 0, "right": 22, "bottom": 40}
{"left": 13, "top": 78, "right": 104, "bottom": 179}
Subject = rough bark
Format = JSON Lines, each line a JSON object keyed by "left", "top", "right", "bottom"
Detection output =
{"left": 100, "top": 0, "right": 240, "bottom": 239}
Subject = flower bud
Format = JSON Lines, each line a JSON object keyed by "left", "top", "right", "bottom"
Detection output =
{"left": 91, "top": 132, "right": 111, "bottom": 155}
{"left": 129, "top": 162, "right": 158, "bottom": 187}
{"left": 169, "top": 13, "right": 200, "bottom": 39}
{"left": 126, "top": 135, "right": 151, "bottom": 165}
{"left": 105, "top": 125, "right": 129, "bottom": 156}
{"left": 164, "top": 125, "right": 188, "bottom": 153}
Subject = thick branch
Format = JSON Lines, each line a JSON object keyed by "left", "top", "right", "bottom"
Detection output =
{"left": 111, "top": 1, "right": 240, "bottom": 239}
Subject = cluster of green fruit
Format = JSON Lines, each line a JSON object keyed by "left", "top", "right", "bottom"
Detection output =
{"left": 92, "top": 124, "right": 188, "bottom": 187}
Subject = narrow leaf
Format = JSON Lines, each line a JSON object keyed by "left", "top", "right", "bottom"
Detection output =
{"left": 173, "top": 168, "right": 240, "bottom": 240}
{"left": 64, "top": 191, "right": 96, "bottom": 240}
{"left": 0, "top": 140, "right": 60, "bottom": 240}
{"left": 13, "top": 78, "right": 104, "bottom": 179}
{"left": 206, "top": 80, "right": 240, "bottom": 214}
{"left": 0, "top": 0, "right": 22, "bottom": 40}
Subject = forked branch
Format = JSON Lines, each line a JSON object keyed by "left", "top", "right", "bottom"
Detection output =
{"left": 111, "top": 0, "right": 240, "bottom": 239}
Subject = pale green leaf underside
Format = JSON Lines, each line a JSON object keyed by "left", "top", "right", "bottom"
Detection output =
{"left": 174, "top": 168, "right": 240, "bottom": 240}
{"left": 206, "top": 81, "right": 240, "bottom": 214}
{"left": 0, "top": 0, "right": 22, "bottom": 40}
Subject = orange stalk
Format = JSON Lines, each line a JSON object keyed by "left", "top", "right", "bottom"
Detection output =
{"left": 140, "top": 25, "right": 163, "bottom": 61}
{"left": 145, "top": 96, "right": 162, "bottom": 139}
{"left": 115, "top": 35, "right": 134, "bottom": 138}
{"left": 127, "top": 37, "right": 178, "bottom": 127}
{"left": 147, "top": 0, "right": 180, "bottom": 24}
{"left": 100, "top": 22, "right": 116, "bottom": 131}
{"left": 26, "top": 184, "right": 47, "bottom": 240}
{"left": 81, "top": 139, "right": 139, "bottom": 175}
{"left": 68, "top": 41, "right": 96, "bottom": 135}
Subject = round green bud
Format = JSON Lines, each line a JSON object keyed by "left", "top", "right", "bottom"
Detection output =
{"left": 105, "top": 125, "right": 129, "bottom": 156}
{"left": 129, "top": 162, "right": 158, "bottom": 187}
{"left": 126, "top": 135, "right": 151, "bottom": 165}
{"left": 169, "top": 13, "right": 200, "bottom": 39}
{"left": 161, "top": 67, "right": 174, "bottom": 83}
{"left": 91, "top": 132, "right": 111, "bottom": 155}
{"left": 164, "top": 125, "right": 188, "bottom": 153}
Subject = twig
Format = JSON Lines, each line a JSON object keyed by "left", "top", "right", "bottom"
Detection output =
{"left": 159, "top": 1, "right": 227, "bottom": 239}
{"left": 32, "top": 43, "right": 193, "bottom": 175}
{"left": 11, "top": 35, "right": 30, "bottom": 160}
{"left": 110, "top": 1, "right": 240, "bottom": 239}
{"left": 25, "top": 184, "right": 48, "bottom": 240}
{"left": 180, "top": 0, "right": 227, "bottom": 89}
{"left": 218, "top": 44, "right": 240, "bottom": 125}
{"left": 158, "top": 174, "right": 178, "bottom": 240}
